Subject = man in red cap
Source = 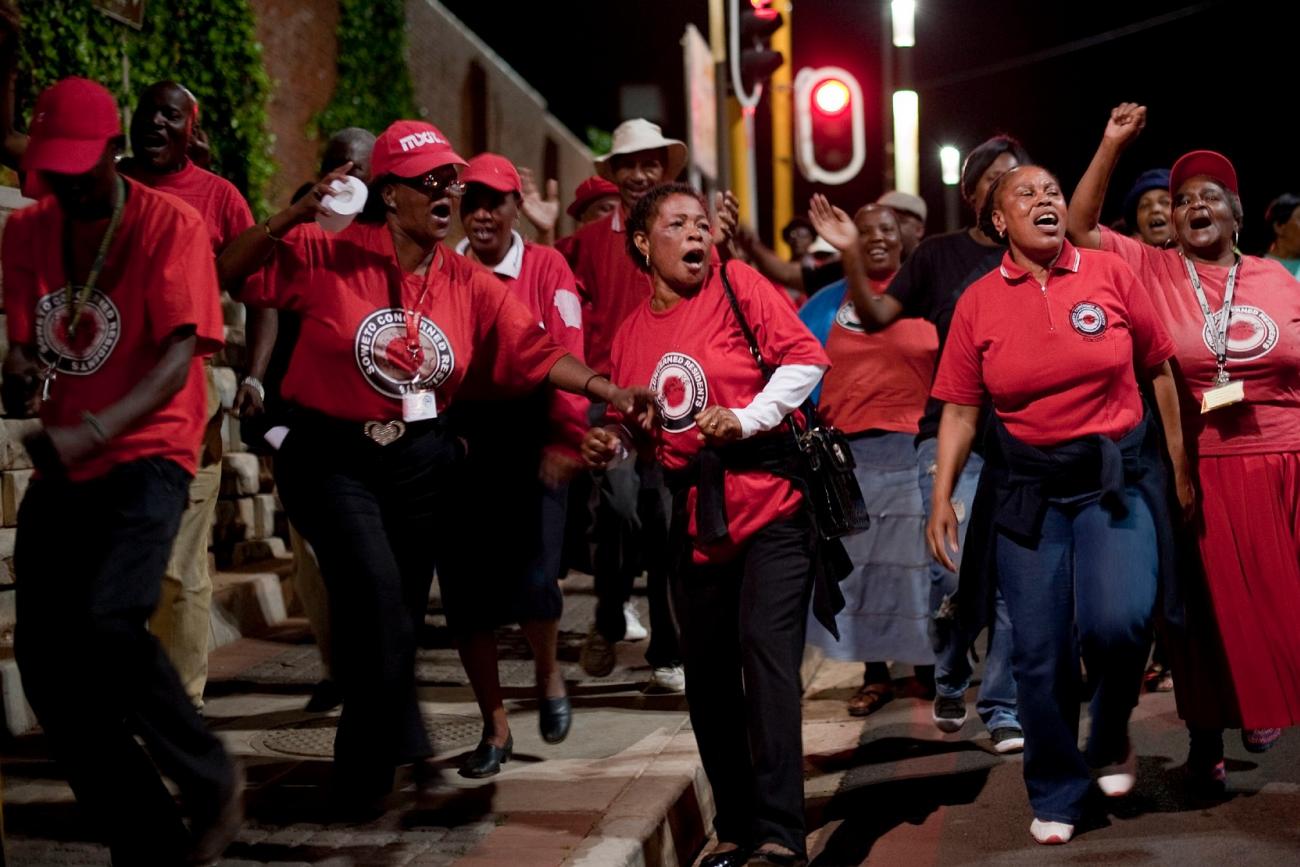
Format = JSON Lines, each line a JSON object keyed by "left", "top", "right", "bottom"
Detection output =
{"left": 115, "top": 80, "right": 263, "bottom": 713}
{"left": 1, "top": 76, "right": 239, "bottom": 865}
{"left": 568, "top": 175, "right": 621, "bottom": 227}
{"left": 441, "top": 152, "right": 587, "bottom": 772}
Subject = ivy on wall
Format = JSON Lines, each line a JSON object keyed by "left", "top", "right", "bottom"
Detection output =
{"left": 15, "top": 0, "right": 275, "bottom": 216}
{"left": 313, "top": 0, "right": 418, "bottom": 138}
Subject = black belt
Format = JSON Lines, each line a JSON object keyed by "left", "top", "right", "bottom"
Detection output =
{"left": 281, "top": 404, "right": 445, "bottom": 447}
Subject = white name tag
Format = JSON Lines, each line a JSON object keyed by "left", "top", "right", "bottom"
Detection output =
{"left": 402, "top": 390, "right": 438, "bottom": 422}
{"left": 1201, "top": 380, "right": 1245, "bottom": 414}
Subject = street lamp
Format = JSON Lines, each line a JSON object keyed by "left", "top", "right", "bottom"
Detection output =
{"left": 940, "top": 145, "right": 961, "bottom": 231}
{"left": 892, "top": 90, "right": 919, "bottom": 195}
{"left": 891, "top": 0, "right": 916, "bottom": 47}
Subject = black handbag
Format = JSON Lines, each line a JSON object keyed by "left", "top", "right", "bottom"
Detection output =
{"left": 717, "top": 262, "right": 870, "bottom": 540}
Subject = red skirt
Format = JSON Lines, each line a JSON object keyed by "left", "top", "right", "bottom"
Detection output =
{"left": 1190, "top": 451, "right": 1300, "bottom": 729}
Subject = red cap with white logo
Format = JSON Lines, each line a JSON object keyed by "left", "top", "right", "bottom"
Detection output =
{"left": 371, "top": 120, "right": 467, "bottom": 180}
{"left": 22, "top": 77, "right": 122, "bottom": 176}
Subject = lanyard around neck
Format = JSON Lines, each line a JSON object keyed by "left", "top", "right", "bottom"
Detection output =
{"left": 1182, "top": 252, "right": 1240, "bottom": 380}
{"left": 61, "top": 174, "right": 126, "bottom": 341}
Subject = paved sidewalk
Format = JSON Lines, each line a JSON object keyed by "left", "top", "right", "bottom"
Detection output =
{"left": 3, "top": 575, "right": 711, "bottom": 866}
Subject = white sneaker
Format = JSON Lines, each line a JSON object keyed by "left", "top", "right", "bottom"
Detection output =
{"left": 623, "top": 602, "right": 648, "bottom": 641}
{"left": 645, "top": 665, "right": 685, "bottom": 693}
{"left": 1029, "top": 818, "right": 1073, "bottom": 844}
{"left": 1096, "top": 746, "right": 1137, "bottom": 798}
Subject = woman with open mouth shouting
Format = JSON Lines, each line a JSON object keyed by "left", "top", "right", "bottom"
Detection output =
{"left": 581, "top": 182, "right": 830, "bottom": 867}
{"left": 928, "top": 165, "right": 1191, "bottom": 845}
{"left": 1069, "top": 103, "right": 1300, "bottom": 792}
{"left": 218, "top": 120, "right": 654, "bottom": 816}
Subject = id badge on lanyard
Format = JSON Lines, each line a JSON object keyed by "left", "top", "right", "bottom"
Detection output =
{"left": 1184, "top": 255, "right": 1245, "bottom": 413}
{"left": 398, "top": 253, "right": 439, "bottom": 422}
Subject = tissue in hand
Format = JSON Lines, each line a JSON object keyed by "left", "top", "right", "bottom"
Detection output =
{"left": 317, "top": 176, "right": 369, "bottom": 233}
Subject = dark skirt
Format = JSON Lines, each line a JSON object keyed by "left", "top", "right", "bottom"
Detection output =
{"left": 437, "top": 390, "right": 566, "bottom": 634}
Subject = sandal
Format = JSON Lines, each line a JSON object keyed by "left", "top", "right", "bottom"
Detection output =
{"left": 848, "top": 683, "right": 894, "bottom": 717}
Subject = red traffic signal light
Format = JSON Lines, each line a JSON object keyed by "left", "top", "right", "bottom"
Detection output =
{"left": 812, "top": 78, "right": 851, "bottom": 116}
{"left": 794, "top": 66, "right": 866, "bottom": 185}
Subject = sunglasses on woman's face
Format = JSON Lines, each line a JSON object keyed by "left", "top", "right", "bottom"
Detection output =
{"left": 397, "top": 171, "right": 465, "bottom": 200}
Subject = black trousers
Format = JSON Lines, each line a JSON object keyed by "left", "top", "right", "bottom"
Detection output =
{"left": 15, "top": 458, "right": 235, "bottom": 866}
{"left": 275, "top": 420, "right": 462, "bottom": 798}
{"left": 671, "top": 511, "right": 815, "bottom": 856}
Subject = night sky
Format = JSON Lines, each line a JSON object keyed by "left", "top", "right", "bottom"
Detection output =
{"left": 439, "top": 0, "right": 1299, "bottom": 253}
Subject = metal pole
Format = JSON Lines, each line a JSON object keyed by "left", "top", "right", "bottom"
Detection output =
{"left": 710, "top": 0, "right": 731, "bottom": 202}
{"left": 770, "top": 1, "right": 794, "bottom": 258}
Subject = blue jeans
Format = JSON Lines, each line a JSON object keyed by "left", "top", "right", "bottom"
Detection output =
{"left": 996, "top": 490, "right": 1157, "bottom": 823}
{"left": 916, "top": 439, "right": 1019, "bottom": 731}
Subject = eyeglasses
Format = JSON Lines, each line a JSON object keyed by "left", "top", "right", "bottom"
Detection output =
{"left": 396, "top": 171, "right": 465, "bottom": 199}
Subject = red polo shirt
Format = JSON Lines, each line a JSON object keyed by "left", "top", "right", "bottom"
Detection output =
{"left": 818, "top": 275, "right": 938, "bottom": 435}
{"left": 932, "top": 240, "right": 1174, "bottom": 447}
{"left": 243, "top": 220, "right": 566, "bottom": 422}
{"left": 2, "top": 179, "right": 225, "bottom": 480}
{"left": 608, "top": 261, "right": 830, "bottom": 562}
{"left": 1100, "top": 228, "right": 1300, "bottom": 456}
{"left": 121, "top": 160, "right": 254, "bottom": 254}
{"left": 562, "top": 206, "right": 650, "bottom": 376}
{"left": 457, "top": 232, "right": 588, "bottom": 455}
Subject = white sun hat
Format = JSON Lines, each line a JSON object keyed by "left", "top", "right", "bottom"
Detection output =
{"left": 594, "top": 118, "right": 689, "bottom": 182}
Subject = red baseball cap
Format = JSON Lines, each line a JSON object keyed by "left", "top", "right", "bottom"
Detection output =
{"left": 566, "top": 175, "right": 619, "bottom": 220}
{"left": 371, "top": 120, "right": 467, "bottom": 180}
{"left": 1169, "top": 150, "right": 1238, "bottom": 197}
{"left": 460, "top": 153, "right": 521, "bottom": 194}
{"left": 22, "top": 77, "right": 122, "bottom": 177}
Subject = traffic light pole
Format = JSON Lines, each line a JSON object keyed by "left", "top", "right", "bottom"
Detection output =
{"left": 770, "top": 3, "right": 793, "bottom": 259}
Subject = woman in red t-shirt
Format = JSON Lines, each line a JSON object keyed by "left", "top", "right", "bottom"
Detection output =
{"left": 928, "top": 165, "right": 1190, "bottom": 844}
{"left": 1069, "top": 103, "right": 1300, "bottom": 781}
{"left": 793, "top": 202, "right": 941, "bottom": 718}
{"left": 219, "top": 120, "right": 652, "bottom": 814}
{"left": 582, "top": 183, "right": 829, "bottom": 866}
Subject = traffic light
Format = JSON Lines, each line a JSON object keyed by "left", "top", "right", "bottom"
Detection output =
{"left": 793, "top": 66, "right": 866, "bottom": 185}
{"left": 731, "top": 0, "right": 784, "bottom": 106}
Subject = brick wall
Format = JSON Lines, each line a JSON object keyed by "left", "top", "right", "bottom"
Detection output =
{"left": 249, "top": 0, "right": 340, "bottom": 209}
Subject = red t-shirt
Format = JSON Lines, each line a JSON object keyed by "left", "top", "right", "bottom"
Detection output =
{"left": 2, "top": 179, "right": 225, "bottom": 480}
{"left": 819, "top": 276, "right": 938, "bottom": 435}
{"left": 608, "top": 261, "right": 830, "bottom": 563}
{"left": 562, "top": 206, "right": 650, "bottom": 377}
{"left": 1100, "top": 228, "right": 1300, "bottom": 456}
{"left": 121, "top": 160, "right": 254, "bottom": 254}
{"left": 243, "top": 220, "right": 566, "bottom": 422}
{"left": 932, "top": 240, "right": 1174, "bottom": 447}
{"left": 458, "top": 234, "right": 588, "bottom": 455}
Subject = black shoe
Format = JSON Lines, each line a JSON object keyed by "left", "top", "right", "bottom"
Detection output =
{"left": 305, "top": 678, "right": 343, "bottom": 713}
{"left": 700, "top": 847, "right": 752, "bottom": 867}
{"left": 459, "top": 733, "right": 513, "bottom": 779}
{"left": 539, "top": 696, "right": 572, "bottom": 744}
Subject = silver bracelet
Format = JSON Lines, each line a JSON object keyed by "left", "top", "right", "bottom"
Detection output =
{"left": 241, "top": 376, "right": 266, "bottom": 402}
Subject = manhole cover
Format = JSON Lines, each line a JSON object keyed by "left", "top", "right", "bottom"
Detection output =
{"left": 255, "top": 713, "right": 483, "bottom": 758}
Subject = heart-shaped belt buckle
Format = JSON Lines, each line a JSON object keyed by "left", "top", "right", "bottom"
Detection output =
{"left": 364, "top": 420, "right": 407, "bottom": 445}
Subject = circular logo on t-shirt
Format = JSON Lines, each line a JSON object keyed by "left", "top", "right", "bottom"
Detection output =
{"left": 354, "top": 308, "right": 455, "bottom": 398}
{"left": 1070, "top": 301, "right": 1107, "bottom": 338}
{"left": 650, "top": 352, "right": 709, "bottom": 432}
{"left": 1202, "top": 304, "right": 1279, "bottom": 362}
{"left": 33, "top": 288, "right": 121, "bottom": 375}
{"left": 834, "top": 301, "right": 865, "bottom": 333}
